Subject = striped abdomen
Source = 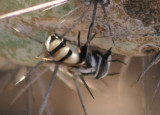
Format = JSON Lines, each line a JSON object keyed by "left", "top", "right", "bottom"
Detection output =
{"left": 75, "top": 49, "right": 112, "bottom": 79}
{"left": 45, "top": 35, "right": 80, "bottom": 65}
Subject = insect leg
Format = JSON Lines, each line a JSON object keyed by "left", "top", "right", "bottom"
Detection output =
{"left": 13, "top": 27, "right": 43, "bottom": 44}
{"left": 79, "top": 75, "right": 94, "bottom": 99}
{"left": 61, "top": 13, "right": 85, "bottom": 38}
{"left": 86, "top": 1, "right": 98, "bottom": 56}
{"left": 36, "top": 56, "right": 65, "bottom": 65}
{"left": 15, "top": 61, "right": 44, "bottom": 85}
{"left": 73, "top": 74, "right": 88, "bottom": 115}
{"left": 26, "top": 76, "right": 32, "bottom": 115}
{"left": 78, "top": 31, "right": 81, "bottom": 52}
{"left": 59, "top": 3, "right": 85, "bottom": 20}
{"left": 90, "top": 32, "right": 96, "bottom": 41}
{"left": 26, "top": 76, "right": 35, "bottom": 103}
{"left": 109, "top": 59, "right": 126, "bottom": 65}
{"left": 100, "top": 2, "right": 115, "bottom": 45}
{"left": 108, "top": 73, "right": 120, "bottom": 76}
{"left": 37, "top": 73, "right": 52, "bottom": 115}
{"left": 131, "top": 51, "right": 160, "bottom": 87}
{"left": 26, "top": 61, "right": 44, "bottom": 76}
{"left": 150, "top": 79, "right": 160, "bottom": 109}
{"left": 36, "top": 57, "right": 54, "bottom": 61}
{"left": 11, "top": 67, "right": 49, "bottom": 105}
{"left": 38, "top": 65, "right": 59, "bottom": 115}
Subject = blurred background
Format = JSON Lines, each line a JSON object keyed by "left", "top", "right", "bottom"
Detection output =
{"left": 1, "top": 55, "right": 160, "bottom": 115}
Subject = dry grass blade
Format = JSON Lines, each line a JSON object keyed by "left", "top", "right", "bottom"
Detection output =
{"left": 0, "top": 0, "right": 69, "bottom": 20}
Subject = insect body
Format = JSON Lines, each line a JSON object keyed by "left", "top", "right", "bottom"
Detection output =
{"left": 42, "top": 33, "right": 114, "bottom": 115}
{"left": 45, "top": 35, "right": 80, "bottom": 65}
{"left": 77, "top": 47, "right": 112, "bottom": 79}
{"left": 14, "top": 29, "right": 115, "bottom": 115}
{"left": 45, "top": 33, "right": 112, "bottom": 79}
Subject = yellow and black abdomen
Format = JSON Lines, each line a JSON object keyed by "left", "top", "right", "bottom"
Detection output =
{"left": 45, "top": 35, "right": 80, "bottom": 65}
